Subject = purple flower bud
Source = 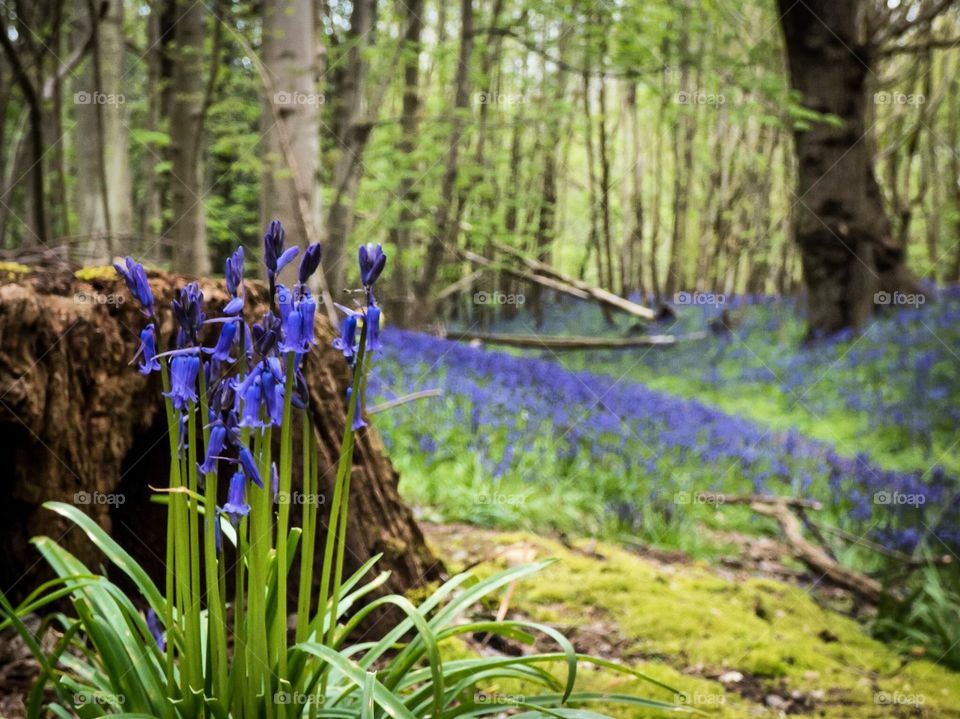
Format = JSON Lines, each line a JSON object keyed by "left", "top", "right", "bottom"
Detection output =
{"left": 276, "top": 284, "right": 294, "bottom": 324}
{"left": 164, "top": 354, "right": 201, "bottom": 410}
{"left": 146, "top": 608, "right": 165, "bottom": 651}
{"left": 206, "top": 321, "right": 238, "bottom": 363}
{"left": 198, "top": 421, "right": 227, "bottom": 475}
{"left": 333, "top": 315, "right": 358, "bottom": 362}
{"left": 172, "top": 282, "right": 205, "bottom": 348}
{"left": 298, "top": 242, "right": 322, "bottom": 284}
{"left": 238, "top": 373, "right": 265, "bottom": 429}
{"left": 225, "top": 246, "right": 244, "bottom": 297}
{"left": 263, "top": 219, "right": 286, "bottom": 273}
{"left": 300, "top": 294, "right": 317, "bottom": 347}
{"left": 347, "top": 386, "right": 367, "bottom": 432}
{"left": 223, "top": 296, "right": 244, "bottom": 315}
{"left": 276, "top": 246, "right": 300, "bottom": 274}
{"left": 238, "top": 446, "right": 263, "bottom": 488}
{"left": 222, "top": 470, "right": 251, "bottom": 526}
{"left": 365, "top": 305, "right": 382, "bottom": 352}
{"left": 358, "top": 243, "right": 386, "bottom": 288}
{"left": 136, "top": 324, "right": 162, "bottom": 375}
{"left": 115, "top": 257, "right": 154, "bottom": 316}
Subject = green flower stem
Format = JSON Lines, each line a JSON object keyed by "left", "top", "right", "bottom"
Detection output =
{"left": 158, "top": 363, "right": 178, "bottom": 697}
{"left": 273, "top": 353, "right": 297, "bottom": 684}
{"left": 185, "top": 402, "right": 205, "bottom": 708}
{"left": 295, "top": 412, "right": 317, "bottom": 644}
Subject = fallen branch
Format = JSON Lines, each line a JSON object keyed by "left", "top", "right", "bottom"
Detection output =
{"left": 459, "top": 249, "right": 655, "bottom": 321}
{"left": 747, "top": 499, "right": 886, "bottom": 604}
{"left": 448, "top": 329, "right": 704, "bottom": 350}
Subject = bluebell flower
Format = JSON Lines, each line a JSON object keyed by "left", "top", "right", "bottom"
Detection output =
{"left": 172, "top": 282, "right": 205, "bottom": 348}
{"left": 300, "top": 294, "right": 317, "bottom": 347}
{"left": 276, "top": 284, "right": 294, "bottom": 324}
{"left": 298, "top": 242, "right": 322, "bottom": 285}
{"left": 280, "top": 307, "right": 304, "bottom": 354}
{"left": 365, "top": 305, "right": 382, "bottom": 352}
{"left": 165, "top": 353, "right": 200, "bottom": 410}
{"left": 146, "top": 608, "right": 164, "bottom": 651}
{"left": 238, "top": 446, "right": 263, "bottom": 488}
{"left": 206, "top": 321, "right": 238, "bottom": 363}
{"left": 223, "top": 297, "right": 244, "bottom": 315}
{"left": 333, "top": 315, "right": 358, "bottom": 361}
{"left": 347, "top": 386, "right": 367, "bottom": 432}
{"left": 358, "top": 243, "right": 386, "bottom": 288}
{"left": 225, "top": 246, "right": 244, "bottom": 297}
{"left": 134, "top": 323, "right": 161, "bottom": 375}
{"left": 251, "top": 312, "right": 281, "bottom": 357}
{"left": 260, "top": 362, "right": 284, "bottom": 426}
{"left": 115, "top": 257, "right": 154, "bottom": 316}
{"left": 222, "top": 471, "right": 251, "bottom": 527}
{"left": 238, "top": 372, "right": 266, "bottom": 429}
{"left": 198, "top": 421, "right": 227, "bottom": 475}
{"left": 263, "top": 219, "right": 299, "bottom": 286}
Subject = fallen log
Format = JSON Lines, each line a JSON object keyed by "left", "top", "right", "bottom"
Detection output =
{"left": 492, "top": 242, "right": 657, "bottom": 320}
{"left": 448, "top": 329, "right": 705, "bottom": 350}
{"left": 459, "top": 249, "right": 656, "bottom": 321}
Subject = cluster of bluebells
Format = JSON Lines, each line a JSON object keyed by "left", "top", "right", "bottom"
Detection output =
{"left": 370, "top": 328, "right": 960, "bottom": 553}
{"left": 117, "top": 220, "right": 334, "bottom": 535}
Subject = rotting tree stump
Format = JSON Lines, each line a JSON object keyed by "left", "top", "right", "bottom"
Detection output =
{"left": 0, "top": 268, "right": 441, "bottom": 612}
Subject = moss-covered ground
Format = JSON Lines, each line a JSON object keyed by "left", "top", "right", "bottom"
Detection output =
{"left": 425, "top": 523, "right": 960, "bottom": 718}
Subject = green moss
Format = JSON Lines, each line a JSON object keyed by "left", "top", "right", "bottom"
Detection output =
{"left": 0, "top": 261, "right": 31, "bottom": 279}
{"left": 427, "top": 526, "right": 960, "bottom": 718}
{"left": 75, "top": 265, "right": 121, "bottom": 282}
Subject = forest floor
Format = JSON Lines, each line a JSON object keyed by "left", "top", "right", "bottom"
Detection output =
{"left": 424, "top": 522, "right": 960, "bottom": 719}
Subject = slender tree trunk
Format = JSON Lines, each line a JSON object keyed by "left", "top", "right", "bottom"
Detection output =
{"left": 414, "top": 0, "right": 473, "bottom": 323}
{"left": 261, "top": 0, "right": 320, "bottom": 284}
{"left": 778, "top": 0, "right": 915, "bottom": 337}
{"left": 169, "top": 0, "right": 209, "bottom": 274}
{"left": 325, "top": 0, "right": 376, "bottom": 296}
{"left": 386, "top": 0, "right": 424, "bottom": 327}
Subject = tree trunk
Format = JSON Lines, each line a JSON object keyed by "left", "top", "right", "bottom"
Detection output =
{"left": 261, "top": 0, "right": 321, "bottom": 288}
{"left": 386, "top": 0, "right": 424, "bottom": 327}
{"left": 73, "top": 0, "right": 133, "bottom": 264}
{"left": 169, "top": 0, "right": 210, "bottom": 275}
{"left": 415, "top": 0, "right": 473, "bottom": 323}
{"left": 778, "top": 0, "right": 915, "bottom": 337}
{"left": 325, "top": 0, "right": 377, "bottom": 297}
{"left": 0, "top": 272, "right": 440, "bottom": 608}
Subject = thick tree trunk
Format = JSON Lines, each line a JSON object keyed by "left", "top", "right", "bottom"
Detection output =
{"left": 778, "top": 0, "right": 916, "bottom": 337}
{"left": 0, "top": 272, "right": 440, "bottom": 607}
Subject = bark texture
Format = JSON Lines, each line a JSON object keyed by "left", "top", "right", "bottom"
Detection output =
{"left": 778, "top": 0, "right": 916, "bottom": 337}
{"left": 0, "top": 270, "right": 440, "bottom": 605}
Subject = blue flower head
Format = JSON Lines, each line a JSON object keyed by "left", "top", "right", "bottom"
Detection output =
{"left": 198, "top": 421, "right": 227, "bottom": 475}
{"left": 172, "top": 282, "right": 205, "bottom": 348}
{"left": 263, "top": 219, "right": 299, "bottom": 285}
{"left": 366, "top": 305, "right": 382, "bottom": 352}
{"left": 222, "top": 471, "right": 251, "bottom": 526}
{"left": 206, "top": 321, "right": 238, "bottom": 363}
{"left": 238, "top": 446, "right": 263, "bottom": 488}
{"left": 115, "top": 257, "right": 154, "bottom": 316}
{"left": 298, "top": 242, "right": 322, "bottom": 285}
{"left": 164, "top": 353, "right": 200, "bottom": 410}
{"left": 225, "top": 246, "right": 244, "bottom": 297}
{"left": 146, "top": 608, "right": 165, "bottom": 651}
{"left": 333, "top": 315, "right": 358, "bottom": 362}
{"left": 358, "top": 243, "right": 386, "bottom": 288}
{"left": 135, "top": 323, "right": 161, "bottom": 375}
